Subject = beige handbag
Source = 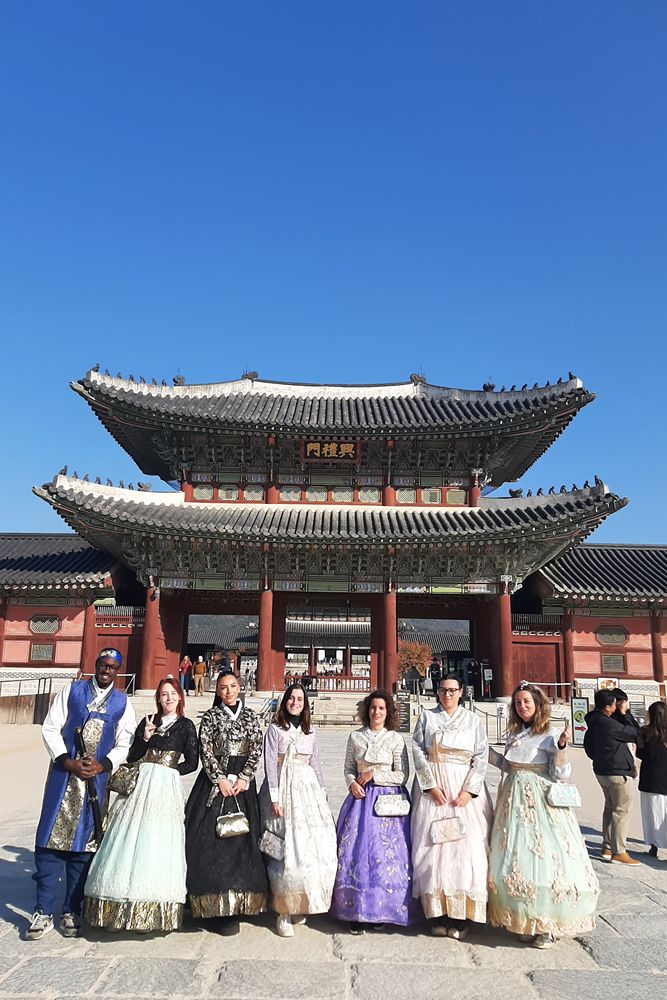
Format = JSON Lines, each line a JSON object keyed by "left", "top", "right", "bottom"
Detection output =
{"left": 108, "top": 762, "right": 140, "bottom": 797}
{"left": 215, "top": 795, "right": 250, "bottom": 839}
{"left": 429, "top": 816, "right": 467, "bottom": 844}
{"left": 373, "top": 794, "right": 410, "bottom": 817}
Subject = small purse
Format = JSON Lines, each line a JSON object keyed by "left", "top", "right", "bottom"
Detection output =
{"left": 546, "top": 782, "right": 581, "bottom": 809}
{"left": 373, "top": 795, "right": 410, "bottom": 817}
{"left": 259, "top": 828, "right": 286, "bottom": 860}
{"left": 215, "top": 795, "right": 250, "bottom": 839}
{"left": 430, "top": 816, "right": 467, "bottom": 844}
{"left": 108, "top": 762, "right": 140, "bottom": 797}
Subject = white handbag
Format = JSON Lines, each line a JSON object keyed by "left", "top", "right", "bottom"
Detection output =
{"left": 430, "top": 816, "right": 467, "bottom": 844}
{"left": 373, "top": 795, "right": 410, "bottom": 818}
{"left": 546, "top": 782, "right": 581, "bottom": 809}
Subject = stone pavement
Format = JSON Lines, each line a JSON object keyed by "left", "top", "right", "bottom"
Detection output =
{"left": 1, "top": 723, "right": 666, "bottom": 999}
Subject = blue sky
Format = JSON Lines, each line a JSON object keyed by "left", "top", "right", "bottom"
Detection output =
{"left": 1, "top": 2, "right": 664, "bottom": 541}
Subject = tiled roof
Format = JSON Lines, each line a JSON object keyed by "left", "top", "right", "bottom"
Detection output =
{"left": 34, "top": 476, "right": 626, "bottom": 546}
{"left": 539, "top": 544, "right": 667, "bottom": 600}
{"left": 72, "top": 370, "right": 594, "bottom": 483}
{"left": 0, "top": 533, "right": 115, "bottom": 590}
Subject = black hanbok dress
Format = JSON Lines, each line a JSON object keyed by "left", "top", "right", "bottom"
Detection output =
{"left": 185, "top": 702, "right": 268, "bottom": 918}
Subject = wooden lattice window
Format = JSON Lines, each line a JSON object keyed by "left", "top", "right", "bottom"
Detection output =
{"left": 31, "top": 642, "right": 54, "bottom": 661}
{"left": 331, "top": 487, "right": 354, "bottom": 503}
{"left": 422, "top": 488, "right": 441, "bottom": 505}
{"left": 30, "top": 615, "right": 60, "bottom": 634}
{"left": 280, "top": 486, "right": 301, "bottom": 502}
{"left": 596, "top": 625, "right": 629, "bottom": 646}
{"left": 219, "top": 487, "right": 240, "bottom": 501}
{"left": 305, "top": 487, "right": 328, "bottom": 503}
{"left": 243, "top": 486, "right": 264, "bottom": 502}
{"left": 358, "top": 488, "right": 381, "bottom": 504}
{"left": 396, "top": 488, "right": 417, "bottom": 504}
{"left": 446, "top": 488, "right": 467, "bottom": 505}
{"left": 192, "top": 485, "right": 215, "bottom": 501}
{"left": 602, "top": 653, "right": 626, "bottom": 674}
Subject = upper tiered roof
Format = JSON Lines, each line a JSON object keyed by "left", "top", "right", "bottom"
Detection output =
{"left": 72, "top": 369, "right": 594, "bottom": 484}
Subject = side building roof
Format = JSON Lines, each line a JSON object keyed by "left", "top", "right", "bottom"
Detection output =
{"left": 0, "top": 533, "right": 117, "bottom": 592}
{"left": 538, "top": 544, "right": 667, "bottom": 602}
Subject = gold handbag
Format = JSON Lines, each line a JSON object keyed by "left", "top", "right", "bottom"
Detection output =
{"left": 215, "top": 794, "right": 250, "bottom": 839}
{"left": 108, "top": 762, "right": 140, "bottom": 797}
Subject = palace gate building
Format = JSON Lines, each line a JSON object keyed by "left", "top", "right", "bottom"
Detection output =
{"left": 4, "top": 367, "right": 639, "bottom": 698}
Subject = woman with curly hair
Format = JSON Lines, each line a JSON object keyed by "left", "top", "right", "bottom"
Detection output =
{"left": 331, "top": 689, "right": 417, "bottom": 933}
{"left": 637, "top": 701, "right": 667, "bottom": 858}
{"left": 488, "top": 682, "right": 599, "bottom": 948}
{"left": 260, "top": 683, "right": 337, "bottom": 938}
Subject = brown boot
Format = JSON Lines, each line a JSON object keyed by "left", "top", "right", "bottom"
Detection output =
{"left": 610, "top": 852, "right": 641, "bottom": 866}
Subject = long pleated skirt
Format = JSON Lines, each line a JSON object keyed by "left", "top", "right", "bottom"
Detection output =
{"left": 488, "top": 768, "right": 599, "bottom": 937}
{"left": 641, "top": 791, "right": 667, "bottom": 849}
{"left": 411, "top": 760, "right": 492, "bottom": 922}
{"left": 262, "top": 760, "right": 337, "bottom": 915}
{"left": 331, "top": 783, "right": 419, "bottom": 926}
{"left": 83, "top": 762, "right": 186, "bottom": 931}
{"left": 185, "top": 765, "right": 268, "bottom": 918}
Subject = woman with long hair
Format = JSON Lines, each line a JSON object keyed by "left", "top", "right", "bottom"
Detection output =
{"left": 488, "top": 682, "right": 599, "bottom": 948}
{"left": 260, "top": 683, "right": 337, "bottom": 937}
{"left": 411, "top": 674, "right": 491, "bottom": 940}
{"left": 331, "top": 689, "right": 417, "bottom": 933}
{"left": 637, "top": 701, "right": 667, "bottom": 858}
{"left": 84, "top": 677, "right": 198, "bottom": 932}
{"left": 184, "top": 672, "right": 268, "bottom": 933}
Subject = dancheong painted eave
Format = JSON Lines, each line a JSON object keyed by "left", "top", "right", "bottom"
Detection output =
{"left": 34, "top": 476, "right": 627, "bottom": 548}
{"left": 70, "top": 369, "right": 595, "bottom": 485}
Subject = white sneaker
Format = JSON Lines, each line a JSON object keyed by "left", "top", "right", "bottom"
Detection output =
{"left": 276, "top": 914, "right": 294, "bottom": 938}
{"left": 532, "top": 932, "right": 556, "bottom": 949}
{"left": 26, "top": 912, "right": 54, "bottom": 941}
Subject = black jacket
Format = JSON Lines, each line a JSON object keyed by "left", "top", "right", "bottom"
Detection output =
{"left": 583, "top": 710, "right": 642, "bottom": 776}
{"left": 637, "top": 739, "right": 667, "bottom": 795}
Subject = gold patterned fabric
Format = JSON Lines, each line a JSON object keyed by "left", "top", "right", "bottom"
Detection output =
{"left": 189, "top": 891, "right": 268, "bottom": 918}
{"left": 143, "top": 748, "right": 181, "bottom": 768}
{"left": 83, "top": 897, "right": 184, "bottom": 932}
{"left": 47, "top": 717, "right": 106, "bottom": 852}
{"left": 420, "top": 890, "right": 488, "bottom": 922}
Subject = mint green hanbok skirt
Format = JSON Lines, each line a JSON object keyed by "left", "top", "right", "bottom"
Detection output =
{"left": 488, "top": 763, "right": 598, "bottom": 937}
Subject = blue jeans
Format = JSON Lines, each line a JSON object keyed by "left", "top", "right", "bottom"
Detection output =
{"left": 32, "top": 847, "right": 92, "bottom": 917}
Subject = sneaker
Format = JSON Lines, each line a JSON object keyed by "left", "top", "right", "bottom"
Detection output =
{"left": 349, "top": 922, "right": 364, "bottom": 935}
{"left": 610, "top": 853, "right": 641, "bottom": 866}
{"left": 532, "top": 932, "right": 556, "bottom": 949}
{"left": 26, "top": 912, "right": 54, "bottom": 941}
{"left": 431, "top": 920, "right": 449, "bottom": 938}
{"left": 600, "top": 848, "right": 613, "bottom": 861}
{"left": 59, "top": 913, "right": 80, "bottom": 938}
{"left": 276, "top": 914, "right": 294, "bottom": 938}
{"left": 447, "top": 919, "right": 469, "bottom": 941}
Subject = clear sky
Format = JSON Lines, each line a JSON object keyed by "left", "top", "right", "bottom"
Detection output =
{"left": 1, "top": 2, "right": 664, "bottom": 542}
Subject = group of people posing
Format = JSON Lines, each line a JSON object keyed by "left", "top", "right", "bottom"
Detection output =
{"left": 28, "top": 647, "right": 609, "bottom": 949}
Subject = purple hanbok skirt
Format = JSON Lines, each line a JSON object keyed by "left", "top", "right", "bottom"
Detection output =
{"left": 331, "top": 783, "right": 419, "bottom": 926}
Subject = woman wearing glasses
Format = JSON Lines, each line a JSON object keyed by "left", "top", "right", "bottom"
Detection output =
{"left": 411, "top": 674, "right": 491, "bottom": 940}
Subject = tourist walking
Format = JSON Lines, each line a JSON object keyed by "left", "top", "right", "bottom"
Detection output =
{"left": 411, "top": 675, "right": 491, "bottom": 939}
{"left": 637, "top": 701, "right": 667, "bottom": 858}
{"left": 260, "top": 684, "right": 337, "bottom": 937}
{"left": 488, "top": 682, "right": 599, "bottom": 948}
{"left": 179, "top": 655, "right": 192, "bottom": 696}
{"left": 185, "top": 672, "right": 268, "bottom": 932}
{"left": 584, "top": 688, "right": 642, "bottom": 864}
{"left": 428, "top": 657, "right": 442, "bottom": 697}
{"left": 27, "top": 649, "right": 135, "bottom": 941}
{"left": 193, "top": 656, "right": 207, "bottom": 696}
{"left": 331, "top": 690, "right": 417, "bottom": 933}
{"left": 83, "top": 678, "right": 198, "bottom": 932}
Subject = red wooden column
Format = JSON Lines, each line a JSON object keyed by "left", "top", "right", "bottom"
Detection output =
{"left": 81, "top": 600, "right": 98, "bottom": 672}
{"left": 139, "top": 585, "right": 163, "bottom": 690}
{"left": 370, "top": 595, "right": 383, "bottom": 690}
{"left": 651, "top": 610, "right": 665, "bottom": 684}
{"left": 494, "top": 584, "right": 514, "bottom": 697}
{"left": 266, "top": 434, "right": 280, "bottom": 502}
{"left": 162, "top": 596, "right": 185, "bottom": 681}
{"left": 0, "top": 599, "right": 7, "bottom": 666}
{"left": 469, "top": 470, "right": 482, "bottom": 507}
{"left": 270, "top": 594, "right": 287, "bottom": 690}
{"left": 384, "top": 588, "right": 398, "bottom": 692}
{"left": 383, "top": 438, "right": 396, "bottom": 505}
{"left": 343, "top": 644, "right": 352, "bottom": 677}
{"left": 256, "top": 587, "right": 273, "bottom": 692}
{"left": 562, "top": 608, "right": 575, "bottom": 695}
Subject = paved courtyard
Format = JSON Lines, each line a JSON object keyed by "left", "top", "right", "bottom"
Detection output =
{"left": 1, "top": 720, "right": 666, "bottom": 999}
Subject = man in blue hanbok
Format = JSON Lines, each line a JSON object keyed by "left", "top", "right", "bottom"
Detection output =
{"left": 27, "top": 648, "right": 136, "bottom": 940}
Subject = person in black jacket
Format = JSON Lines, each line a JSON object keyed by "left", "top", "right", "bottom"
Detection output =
{"left": 637, "top": 701, "right": 667, "bottom": 858}
{"left": 584, "top": 689, "right": 642, "bottom": 866}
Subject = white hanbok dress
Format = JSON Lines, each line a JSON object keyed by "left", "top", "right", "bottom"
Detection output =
{"left": 261, "top": 723, "right": 337, "bottom": 915}
{"left": 411, "top": 705, "right": 492, "bottom": 922}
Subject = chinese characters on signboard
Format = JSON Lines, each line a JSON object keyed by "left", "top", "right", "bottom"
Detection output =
{"left": 303, "top": 440, "right": 358, "bottom": 462}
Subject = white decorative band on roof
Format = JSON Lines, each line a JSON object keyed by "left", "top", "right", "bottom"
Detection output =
{"left": 53, "top": 476, "right": 185, "bottom": 505}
